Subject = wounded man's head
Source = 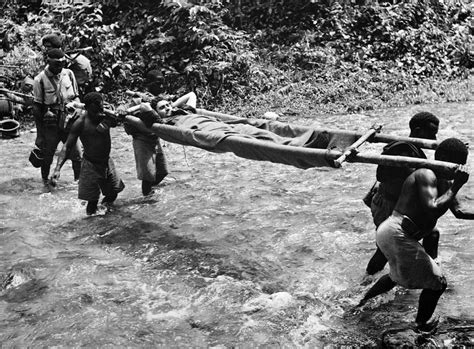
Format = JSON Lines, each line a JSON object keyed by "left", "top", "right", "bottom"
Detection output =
{"left": 156, "top": 100, "right": 173, "bottom": 118}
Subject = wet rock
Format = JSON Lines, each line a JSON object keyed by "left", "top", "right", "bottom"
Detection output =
{"left": 1, "top": 263, "right": 36, "bottom": 290}
{"left": 1, "top": 279, "right": 48, "bottom": 303}
{"left": 263, "top": 112, "right": 279, "bottom": 120}
{"left": 80, "top": 293, "right": 93, "bottom": 305}
{"left": 0, "top": 263, "right": 47, "bottom": 303}
{"left": 381, "top": 323, "right": 474, "bottom": 348}
{"left": 261, "top": 281, "right": 285, "bottom": 294}
{"left": 381, "top": 327, "right": 419, "bottom": 348}
{"left": 188, "top": 318, "right": 213, "bottom": 332}
{"left": 242, "top": 292, "right": 294, "bottom": 313}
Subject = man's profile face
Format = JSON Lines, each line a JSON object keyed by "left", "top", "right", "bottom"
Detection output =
{"left": 86, "top": 100, "right": 104, "bottom": 117}
{"left": 415, "top": 122, "right": 438, "bottom": 140}
{"left": 93, "top": 100, "right": 104, "bottom": 115}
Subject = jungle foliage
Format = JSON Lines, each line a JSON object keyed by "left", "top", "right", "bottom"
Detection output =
{"left": 1, "top": 0, "right": 472, "bottom": 113}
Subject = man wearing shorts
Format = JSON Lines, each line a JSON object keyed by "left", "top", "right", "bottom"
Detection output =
{"left": 51, "top": 92, "right": 124, "bottom": 215}
{"left": 358, "top": 138, "right": 473, "bottom": 332}
{"left": 124, "top": 104, "right": 169, "bottom": 196}
{"left": 122, "top": 71, "right": 172, "bottom": 196}
{"left": 365, "top": 112, "right": 441, "bottom": 276}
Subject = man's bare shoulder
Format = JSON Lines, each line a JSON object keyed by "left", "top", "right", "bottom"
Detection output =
{"left": 69, "top": 111, "right": 87, "bottom": 134}
{"left": 413, "top": 168, "right": 437, "bottom": 183}
{"left": 74, "top": 110, "right": 87, "bottom": 123}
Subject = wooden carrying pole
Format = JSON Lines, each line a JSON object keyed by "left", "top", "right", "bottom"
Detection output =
{"left": 333, "top": 125, "right": 382, "bottom": 168}
{"left": 346, "top": 153, "right": 459, "bottom": 177}
{"left": 71, "top": 102, "right": 118, "bottom": 118}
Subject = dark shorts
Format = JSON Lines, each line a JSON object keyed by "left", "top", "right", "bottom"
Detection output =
{"left": 78, "top": 157, "right": 125, "bottom": 201}
{"left": 132, "top": 138, "right": 168, "bottom": 182}
{"left": 370, "top": 192, "right": 396, "bottom": 228}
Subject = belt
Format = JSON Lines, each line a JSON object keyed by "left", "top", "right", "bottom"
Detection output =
{"left": 83, "top": 154, "right": 109, "bottom": 167}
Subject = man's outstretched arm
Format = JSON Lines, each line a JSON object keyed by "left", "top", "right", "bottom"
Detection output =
{"left": 50, "top": 119, "right": 82, "bottom": 185}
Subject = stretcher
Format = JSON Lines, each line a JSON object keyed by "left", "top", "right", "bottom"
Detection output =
{"left": 122, "top": 108, "right": 459, "bottom": 177}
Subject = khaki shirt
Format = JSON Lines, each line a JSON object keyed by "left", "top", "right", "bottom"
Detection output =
{"left": 33, "top": 67, "right": 79, "bottom": 107}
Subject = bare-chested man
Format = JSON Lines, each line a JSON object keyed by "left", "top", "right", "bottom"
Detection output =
{"left": 365, "top": 112, "right": 441, "bottom": 277}
{"left": 51, "top": 92, "right": 125, "bottom": 215}
{"left": 357, "top": 138, "right": 473, "bottom": 332}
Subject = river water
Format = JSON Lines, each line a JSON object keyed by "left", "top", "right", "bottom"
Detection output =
{"left": 0, "top": 102, "right": 473, "bottom": 347}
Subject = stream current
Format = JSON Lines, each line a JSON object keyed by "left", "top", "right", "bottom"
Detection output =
{"left": 0, "top": 102, "right": 473, "bottom": 347}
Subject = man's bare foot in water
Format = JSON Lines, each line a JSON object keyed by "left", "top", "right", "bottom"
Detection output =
{"left": 42, "top": 179, "right": 52, "bottom": 193}
{"left": 415, "top": 314, "right": 440, "bottom": 333}
{"left": 86, "top": 205, "right": 108, "bottom": 216}
{"left": 360, "top": 273, "right": 376, "bottom": 286}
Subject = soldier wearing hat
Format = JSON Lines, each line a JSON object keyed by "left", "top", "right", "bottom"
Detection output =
{"left": 42, "top": 33, "right": 92, "bottom": 97}
{"left": 32, "top": 48, "right": 82, "bottom": 190}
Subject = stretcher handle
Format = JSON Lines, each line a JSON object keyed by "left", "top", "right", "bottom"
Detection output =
{"left": 71, "top": 102, "right": 140, "bottom": 116}
{"left": 333, "top": 124, "right": 382, "bottom": 168}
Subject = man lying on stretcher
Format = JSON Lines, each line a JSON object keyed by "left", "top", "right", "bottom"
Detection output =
{"left": 121, "top": 92, "right": 333, "bottom": 149}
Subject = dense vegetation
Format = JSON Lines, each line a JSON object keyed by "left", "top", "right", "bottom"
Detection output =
{"left": 1, "top": 0, "right": 472, "bottom": 116}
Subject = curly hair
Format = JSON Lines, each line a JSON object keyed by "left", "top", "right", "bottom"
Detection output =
{"left": 146, "top": 69, "right": 164, "bottom": 82}
{"left": 42, "top": 34, "right": 63, "bottom": 49}
{"left": 409, "top": 111, "right": 439, "bottom": 131}
{"left": 435, "top": 137, "right": 468, "bottom": 165}
{"left": 83, "top": 92, "right": 103, "bottom": 108}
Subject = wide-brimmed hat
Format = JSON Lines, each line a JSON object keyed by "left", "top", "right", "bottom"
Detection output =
{"left": 0, "top": 118, "right": 20, "bottom": 139}
{"left": 28, "top": 146, "right": 44, "bottom": 168}
{"left": 47, "top": 48, "right": 67, "bottom": 63}
{"left": 22, "top": 76, "right": 34, "bottom": 87}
